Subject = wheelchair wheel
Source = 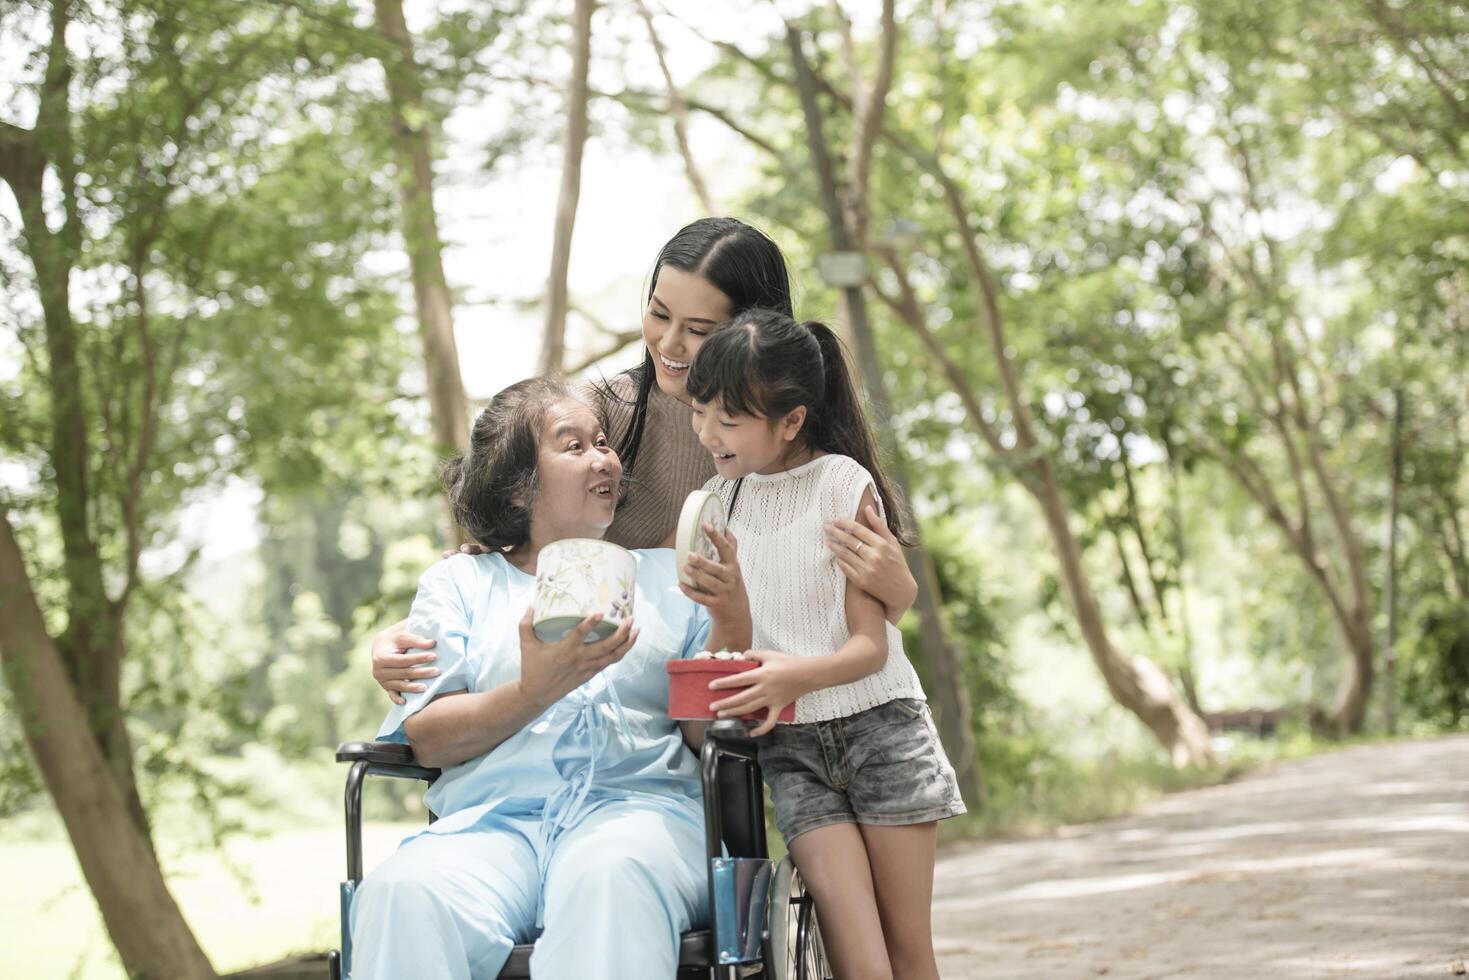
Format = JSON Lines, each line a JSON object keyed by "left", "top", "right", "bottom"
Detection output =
{"left": 764, "top": 855, "right": 831, "bottom": 980}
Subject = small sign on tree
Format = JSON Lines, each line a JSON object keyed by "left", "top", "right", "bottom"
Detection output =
{"left": 817, "top": 251, "right": 867, "bottom": 288}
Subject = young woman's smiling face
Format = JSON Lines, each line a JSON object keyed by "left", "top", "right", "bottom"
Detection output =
{"left": 643, "top": 266, "right": 734, "bottom": 401}
{"left": 689, "top": 397, "right": 810, "bottom": 479}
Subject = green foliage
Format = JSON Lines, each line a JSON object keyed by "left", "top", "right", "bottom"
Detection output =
{"left": 900, "top": 520, "right": 1019, "bottom": 735}
{"left": 1401, "top": 598, "right": 1469, "bottom": 730}
{"left": 0, "top": 0, "right": 445, "bottom": 836}
{"left": 744, "top": 0, "right": 1461, "bottom": 729}
{"left": 0, "top": 718, "right": 42, "bottom": 819}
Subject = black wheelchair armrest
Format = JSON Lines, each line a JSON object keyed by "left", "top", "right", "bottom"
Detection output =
{"left": 337, "top": 740, "right": 440, "bottom": 882}
{"left": 336, "top": 740, "right": 440, "bottom": 781}
{"left": 703, "top": 719, "right": 758, "bottom": 761}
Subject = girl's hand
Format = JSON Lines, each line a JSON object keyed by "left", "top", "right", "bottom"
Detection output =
{"left": 707, "top": 650, "right": 810, "bottom": 737}
{"left": 516, "top": 608, "right": 639, "bottom": 711}
{"left": 825, "top": 504, "right": 916, "bottom": 623}
{"left": 679, "top": 525, "right": 750, "bottom": 633}
{"left": 372, "top": 619, "right": 440, "bottom": 705}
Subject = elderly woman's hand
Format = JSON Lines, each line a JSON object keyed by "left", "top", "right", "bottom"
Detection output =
{"left": 824, "top": 503, "right": 916, "bottom": 623}
{"left": 372, "top": 619, "right": 440, "bottom": 705}
{"left": 516, "top": 608, "right": 639, "bottom": 711}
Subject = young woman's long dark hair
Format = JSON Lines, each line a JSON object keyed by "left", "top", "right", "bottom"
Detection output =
{"left": 613, "top": 217, "right": 794, "bottom": 477}
{"left": 684, "top": 308, "right": 913, "bottom": 544}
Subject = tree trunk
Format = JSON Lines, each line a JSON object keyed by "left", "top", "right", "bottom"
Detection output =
{"left": 1438, "top": 501, "right": 1469, "bottom": 600}
{"left": 905, "top": 546, "right": 985, "bottom": 802}
{"left": 0, "top": 10, "right": 151, "bottom": 833}
{"left": 538, "top": 0, "right": 596, "bottom": 377}
{"left": 1383, "top": 386, "right": 1403, "bottom": 735}
{"left": 902, "top": 168, "right": 1215, "bottom": 766}
{"left": 373, "top": 0, "right": 470, "bottom": 533}
{"left": 1294, "top": 408, "right": 1375, "bottom": 734}
{"left": 0, "top": 513, "right": 218, "bottom": 980}
{"left": 786, "top": 22, "right": 984, "bottom": 806}
{"left": 1227, "top": 443, "right": 1375, "bottom": 736}
{"left": 1327, "top": 615, "right": 1375, "bottom": 736}
{"left": 1166, "top": 449, "right": 1204, "bottom": 716}
{"left": 1031, "top": 461, "right": 1215, "bottom": 765}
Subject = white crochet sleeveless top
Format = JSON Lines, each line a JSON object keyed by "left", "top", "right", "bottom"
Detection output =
{"left": 703, "top": 454, "right": 926, "bottom": 723}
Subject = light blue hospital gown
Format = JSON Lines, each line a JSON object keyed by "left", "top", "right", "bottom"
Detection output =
{"left": 349, "top": 549, "right": 711, "bottom": 980}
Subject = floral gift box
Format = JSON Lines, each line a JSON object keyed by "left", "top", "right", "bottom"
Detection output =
{"left": 532, "top": 538, "right": 637, "bottom": 642}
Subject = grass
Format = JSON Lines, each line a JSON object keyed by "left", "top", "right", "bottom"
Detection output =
{"left": 2, "top": 815, "right": 421, "bottom": 980}
{"left": 939, "top": 729, "right": 1330, "bottom": 844}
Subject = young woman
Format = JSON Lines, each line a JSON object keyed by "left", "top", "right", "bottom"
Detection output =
{"left": 372, "top": 217, "right": 918, "bottom": 700}
{"left": 684, "top": 308, "right": 965, "bottom": 980}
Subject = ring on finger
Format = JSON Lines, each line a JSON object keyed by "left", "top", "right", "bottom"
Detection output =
{"left": 853, "top": 540, "right": 865, "bottom": 555}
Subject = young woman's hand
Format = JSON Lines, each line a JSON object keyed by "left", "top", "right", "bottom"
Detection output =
{"left": 707, "top": 649, "right": 811, "bottom": 737}
{"left": 516, "top": 608, "right": 639, "bottom": 711}
{"left": 825, "top": 503, "right": 916, "bottom": 623}
{"left": 441, "top": 543, "right": 492, "bottom": 559}
{"left": 679, "top": 525, "right": 751, "bottom": 643}
{"left": 371, "top": 619, "right": 440, "bottom": 705}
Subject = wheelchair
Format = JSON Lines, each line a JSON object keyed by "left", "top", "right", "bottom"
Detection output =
{"left": 325, "top": 720, "right": 832, "bottom": 979}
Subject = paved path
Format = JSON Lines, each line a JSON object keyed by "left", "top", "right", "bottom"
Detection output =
{"left": 933, "top": 736, "right": 1469, "bottom": 979}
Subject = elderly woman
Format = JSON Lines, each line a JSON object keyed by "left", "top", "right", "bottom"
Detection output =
{"left": 349, "top": 378, "right": 750, "bottom": 980}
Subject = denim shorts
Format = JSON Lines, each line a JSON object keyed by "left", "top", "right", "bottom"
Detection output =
{"left": 756, "top": 698, "right": 968, "bottom": 843}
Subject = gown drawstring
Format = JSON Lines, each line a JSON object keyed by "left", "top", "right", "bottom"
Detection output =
{"left": 534, "top": 677, "right": 633, "bottom": 926}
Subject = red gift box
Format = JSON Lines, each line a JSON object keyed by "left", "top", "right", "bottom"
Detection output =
{"left": 666, "top": 659, "right": 797, "bottom": 723}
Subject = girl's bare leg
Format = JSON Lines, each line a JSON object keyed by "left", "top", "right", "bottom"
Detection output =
{"left": 787, "top": 823, "right": 893, "bottom": 980}
{"left": 859, "top": 821, "right": 941, "bottom": 980}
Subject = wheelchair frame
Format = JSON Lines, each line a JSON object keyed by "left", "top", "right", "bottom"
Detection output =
{"left": 325, "top": 720, "right": 828, "bottom": 980}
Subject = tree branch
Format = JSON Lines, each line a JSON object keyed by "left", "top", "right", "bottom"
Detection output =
{"left": 635, "top": 0, "right": 715, "bottom": 213}
{"left": 565, "top": 328, "right": 642, "bottom": 377}
{"left": 1362, "top": 0, "right": 1469, "bottom": 135}
{"left": 1111, "top": 518, "right": 1154, "bottom": 631}
{"left": 870, "top": 246, "right": 1011, "bottom": 461}
{"left": 1269, "top": 329, "right": 1370, "bottom": 618}
{"left": 1222, "top": 445, "right": 1352, "bottom": 630}
{"left": 117, "top": 245, "right": 158, "bottom": 608}
{"left": 932, "top": 161, "right": 1044, "bottom": 454}
{"left": 1120, "top": 450, "right": 1169, "bottom": 624}
{"left": 844, "top": 0, "right": 897, "bottom": 245}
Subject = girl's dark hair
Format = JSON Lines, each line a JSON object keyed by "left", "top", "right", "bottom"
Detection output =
{"left": 613, "top": 217, "right": 793, "bottom": 476}
{"left": 442, "top": 377, "right": 571, "bottom": 550}
{"left": 684, "top": 308, "right": 913, "bottom": 544}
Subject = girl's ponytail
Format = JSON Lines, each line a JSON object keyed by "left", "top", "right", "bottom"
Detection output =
{"left": 803, "top": 322, "right": 913, "bottom": 546}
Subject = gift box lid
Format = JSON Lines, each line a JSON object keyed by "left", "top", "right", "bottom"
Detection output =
{"left": 666, "top": 657, "right": 757, "bottom": 675}
{"left": 675, "top": 490, "right": 726, "bottom": 585}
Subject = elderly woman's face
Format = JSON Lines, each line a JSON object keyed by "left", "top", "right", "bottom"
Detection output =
{"left": 529, "top": 398, "right": 622, "bottom": 542}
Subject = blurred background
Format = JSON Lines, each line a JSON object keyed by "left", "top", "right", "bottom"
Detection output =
{"left": 0, "top": 0, "right": 1464, "bottom": 976}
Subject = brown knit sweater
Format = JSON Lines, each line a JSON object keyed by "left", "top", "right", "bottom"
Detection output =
{"left": 580, "top": 372, "right": 715, "bottom": 550}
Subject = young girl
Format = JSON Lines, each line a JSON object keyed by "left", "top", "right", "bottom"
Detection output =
{"left": 679, "top": 308, "right": 965, "bottom": 980}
